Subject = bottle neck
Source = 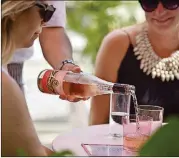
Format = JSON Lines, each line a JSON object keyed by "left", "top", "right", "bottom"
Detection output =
{"left": 97, "top": 81, "right": 114, "bottom": 93}
{"left": 113, "top": 83, "right": 135, "bottom": 95}
{"left": 96, "top": 80, "right": 135, "bottom": 95}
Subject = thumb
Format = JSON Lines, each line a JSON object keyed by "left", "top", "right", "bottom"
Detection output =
{"left": 72, "top": 66, "right": 82, "bottom": 73}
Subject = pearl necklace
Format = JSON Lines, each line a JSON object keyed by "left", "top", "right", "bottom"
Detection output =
{"left": 134, "top": 28, "right": 179, "bottom": 82}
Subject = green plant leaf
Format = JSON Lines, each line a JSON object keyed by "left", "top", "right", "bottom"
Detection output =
{"left": 139, "top": 116, "right": 179, "bottom": 156}
{"left": 50, "top": 150, "right": 74, "bottom": 157}
{"left": 16, "top": 148, "right": 28, "bottom": 157}
{"left": 66, "top": 1, "right": 140, "bottom": 64}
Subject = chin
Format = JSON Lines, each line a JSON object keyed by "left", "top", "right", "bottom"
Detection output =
{"left": 23, "top": 41, "right": 35, "bottom": 48}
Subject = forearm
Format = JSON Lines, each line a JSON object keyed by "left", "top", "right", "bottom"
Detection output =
{"left": 39, "top": 27, "right": 73, "bottom": 69}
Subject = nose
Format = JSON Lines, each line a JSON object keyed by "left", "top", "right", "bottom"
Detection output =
{"left": 155, "top": 2, "right": 166, "bottom": 15}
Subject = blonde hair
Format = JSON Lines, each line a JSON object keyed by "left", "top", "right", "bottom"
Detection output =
{"left": 2, "top": 0, "right": 36, "bottom": 65}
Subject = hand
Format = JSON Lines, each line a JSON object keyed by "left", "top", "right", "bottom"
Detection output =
{"left": 59, "top": 63, "right": 89, "bottom": 102}
{"left": 43, "top": 145, "right": 54, "bottom": 156}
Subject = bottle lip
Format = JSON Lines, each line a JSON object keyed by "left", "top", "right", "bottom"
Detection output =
{"left": 38, "top": 69, "right": 48, "bottom": 79}
{"left": 37, "top": 70, "right": 46, "bottom": 92}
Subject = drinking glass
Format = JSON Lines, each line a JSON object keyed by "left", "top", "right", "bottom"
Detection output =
{"left": 109, "top": 93, "right": 131, "bottom": 138}
{"left": 136, "top": 105, "right": 164, "bottom": 133}
{"left": 122, "top": 114, "right": 153, "bottom": 152}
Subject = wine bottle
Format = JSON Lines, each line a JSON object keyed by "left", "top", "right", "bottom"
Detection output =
{"left": 37, "top": 69, "right": 135, "bottom": 98}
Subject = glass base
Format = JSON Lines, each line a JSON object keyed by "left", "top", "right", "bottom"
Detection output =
{"left": 111, "top": 133, "right": 123, "bottom": 138}
{"left": 105, "top": 133, "right": 123, "bottom": 139}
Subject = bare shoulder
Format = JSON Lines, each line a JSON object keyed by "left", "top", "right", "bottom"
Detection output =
{"left": 122, "top": 23, "right": 145, "bottom": 45}
{"left": 2, "top": 70, "right": 21, "bottom": 95}
{"left": 95, "top": 28, "right": 132, "bottom": 82}
{"left": 2, "top": 71, "right": 46, "bottom": 156}
{"left": 95, "top": 23, "right": 144, "bottom": 82}
{"left": 101, "top": 28, "right": 130, "bottom": 51}
{"left": 2, "top": 70, "right": 15, "bottom": 89}
{"left": 96, "top": 23, "right": 143, "bottom": 61}
{"left": 2, "top": 70, "right": 27, "bottom": 112}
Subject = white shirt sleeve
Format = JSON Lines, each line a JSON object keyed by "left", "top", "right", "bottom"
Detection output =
{"left": 45, "top": 1, "right": 66, "bottom": 28}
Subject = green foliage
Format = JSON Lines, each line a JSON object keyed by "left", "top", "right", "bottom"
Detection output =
{"left": 66, "top": 1, "right": 140, "bottom": 63}
{"left": 50, "top": 150, "right": 74, "bottom": 157}
{"left": 16, "top": 148, "right": 28, "bottom": 157}
{"left": 139, "top": 116, "right": 179, "bottom": 156}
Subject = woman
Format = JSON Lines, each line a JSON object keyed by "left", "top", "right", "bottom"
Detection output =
{"left": 2, "top": 0, "right": 56, "bottom": 156}
{"left": 89, "top": 0, "right": 179, "bottom": 125}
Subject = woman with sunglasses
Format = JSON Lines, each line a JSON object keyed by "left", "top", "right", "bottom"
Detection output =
{"left": 89, "top": 0, "right": 179, "bottom": 125}
{"left": 2, "top": 0, "right": 56, "bottom": 156}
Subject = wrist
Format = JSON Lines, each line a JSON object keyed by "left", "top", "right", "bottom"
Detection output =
{"left": 59, "top": 59, "right": 75, "bottom": 70}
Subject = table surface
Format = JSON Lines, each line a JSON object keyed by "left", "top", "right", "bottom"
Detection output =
{"left": 52, "top": 124, "right": 135, "bottom": 156}
{"left": 52, "top": 123, "right": 166, "bottom": 156}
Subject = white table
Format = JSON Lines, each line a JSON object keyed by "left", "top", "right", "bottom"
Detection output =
{"left": 52, "top": 124, "right": 136, "bottom": 156}
{"left": 52, "top": 122, "right": 166, "bottom": 156}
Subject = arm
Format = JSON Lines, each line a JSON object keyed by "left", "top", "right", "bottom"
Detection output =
{"left": 39, "top": 27, "right": 83, "bottom": 102}
{"left": 39, "top": 27, "right": 73, "bottom": 69}
{"left": 89, "top": 30, "right": 130, "bottom": 125}
{"left": 39, "top": 1, "right": 77, "bottom": 70}
{"left": 2, "top": 72, "right": 48, "bottom": 157}
{"left": 39, "top": 1, "right": 82, "bottom": 102}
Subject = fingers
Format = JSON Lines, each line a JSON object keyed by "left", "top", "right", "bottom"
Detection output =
{"left": 66, "top": 95, "right": 76, "bottom": 102}
{"left": 83, "top": 97, "right": 90, "bottom": 101}
{"left": 59, "top": 95, "right": 67, "bottom": 100}
{"left": 71, "top": 98, "right": 82, "bottom": 102}
{"left": 59, "top": 63, "right": 86, "bottom": 102}
{"left": 59, "top": 95, "right": 80, "bottom": 102}
{"left": 72, "top": 65, "right": 81, "bottom": 73}
{"left": 61, "top": 63, "right": 82, "bottom": 73}
{"left": 59, "top": 95, "right": 89, "bottom": 102}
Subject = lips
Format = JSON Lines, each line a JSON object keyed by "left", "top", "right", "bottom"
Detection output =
{"left": 153, "top": 17, "right": 173, "bottom": 23}
{"left": 34, "top": 31, "right": 41, "bottom": 35}
{"left": 35, "top": 28, "right": 42, "bottom": 35}
{"left": 32, "top": 32, "right": 40, "bottom": 40}
{"left": 34, "top": 32, "right": 40, "bottom": 36}
{"left": 33, "top": 34, "right": 39, "bottom": 39}
{"left": 33, "top": 31, "right": 41, "bottom": 38}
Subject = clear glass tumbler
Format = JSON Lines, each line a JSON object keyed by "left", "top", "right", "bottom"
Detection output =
{"left": 109, "top": 93, "right": 131, "bottom": 138}
{"left": 136, "top": 105, "right": 164, "bottom": 133}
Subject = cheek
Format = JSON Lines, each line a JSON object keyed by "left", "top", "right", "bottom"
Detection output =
{"left": 28, "top": 20, "right": 41, "bottom": 30}
{"left": 28, "top": 14, "right": 42, "bottom": 27}
{"left": 25, "top": 8, "right": 43, "bottom": 31}
{"left": 176, "top": 10, "right": 179, "bottom": 21}
{"left": 177, "top": 24, "right": 179, "bottom": 38}
{"left": 18, "top": 12, "right": 41, "bottom": 33}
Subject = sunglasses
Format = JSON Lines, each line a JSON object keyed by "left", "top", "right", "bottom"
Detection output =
{"left": 139, "top": 0, "right": 179, "bottom": 12}
{"left": 2, "top": 0, "right": 56, "bottom": 23}
{"left": 35, "top": 1, "right": 56, "bottom": 22}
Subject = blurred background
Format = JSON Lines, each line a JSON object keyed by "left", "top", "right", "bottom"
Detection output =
{"left": 23, "top": 1, "right": 145, "bottom": 145}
